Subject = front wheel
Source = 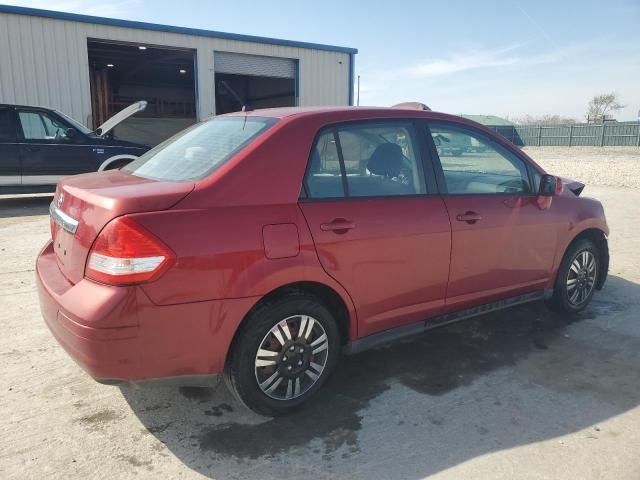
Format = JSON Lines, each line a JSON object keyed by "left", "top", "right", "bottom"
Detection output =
{"left": 549, "top": 238, "right": 599, "bottom": 313}
{"left": 225, "top": 292, "right": 340, "bottom": 416}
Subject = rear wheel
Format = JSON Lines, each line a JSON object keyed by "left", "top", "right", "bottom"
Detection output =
{"left": 225, "top": 292, "right": 340, "bottom": 416}
{"left": 549, "top": 238, "right": 599, "bottom": 312}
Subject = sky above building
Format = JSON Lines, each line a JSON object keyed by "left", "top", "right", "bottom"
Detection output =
{"left": 5, "top": 0, "right": 640, "bottom": 121}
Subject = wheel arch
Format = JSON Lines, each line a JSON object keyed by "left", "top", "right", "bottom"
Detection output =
{"left": 226, "top": 281, "right": 354, "bottom": 366}
{"left": 98, "top": 154, "right": 138, "bottom": 171}
{"left": 559, "top": 227, "right": 609, "bottom": 290}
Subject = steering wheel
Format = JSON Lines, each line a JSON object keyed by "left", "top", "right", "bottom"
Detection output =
{"left": 499, "top": 178, "right": 527, "bottom": 193}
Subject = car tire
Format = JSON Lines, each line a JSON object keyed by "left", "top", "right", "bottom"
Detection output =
{"left": 224, "top": 291, "right": 340, "bottom": 416}
{"left": 549, "top": 238, "right": 600, "bottom": 313}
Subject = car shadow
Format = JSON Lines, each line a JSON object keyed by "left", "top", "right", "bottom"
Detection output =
{"left": 120, "top": 274, "right": 639, "bottom": 479}
{"left": 0, "top": 195, "right": 53, "bottom": 218}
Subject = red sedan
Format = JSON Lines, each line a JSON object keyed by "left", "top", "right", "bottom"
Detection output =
{"left": 37, "top": 107, "right": 609, "bottom": 415}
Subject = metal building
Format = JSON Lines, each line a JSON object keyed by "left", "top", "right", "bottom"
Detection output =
{"left": 0, "top": 5, "right": 357, "bottom": 144}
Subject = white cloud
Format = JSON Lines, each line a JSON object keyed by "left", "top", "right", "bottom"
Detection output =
{"left": 403, "top": 42, "right": 590, "bottom": 80}
{"left": 406, "top": 45, "right": 522, "bottom": 78}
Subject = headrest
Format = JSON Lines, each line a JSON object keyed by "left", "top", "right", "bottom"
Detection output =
{"left": 367, "top": 143, "right": 404, "bottom": 177}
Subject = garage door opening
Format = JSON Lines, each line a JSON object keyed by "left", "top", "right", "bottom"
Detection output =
{"left": 214, "top": 52, "right": 297, "bottom": 114}
{"left": 87, "top": 40, "right": 197, "bottom": 146}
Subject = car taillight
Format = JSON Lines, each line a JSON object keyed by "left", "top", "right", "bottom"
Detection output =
{"left": 85, "top": 217, "right": 175, "bottom": 285}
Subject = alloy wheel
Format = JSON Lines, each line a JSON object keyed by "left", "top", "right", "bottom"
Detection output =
{"left": 566, "top": 250, "right": 597, "bottom": 306}
{"left": 254, "top": 315, "right": 329, "bottom": 401}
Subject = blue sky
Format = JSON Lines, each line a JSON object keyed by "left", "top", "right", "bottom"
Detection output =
{"left": 6, "top": 0, "right": 640, "bottom": 120}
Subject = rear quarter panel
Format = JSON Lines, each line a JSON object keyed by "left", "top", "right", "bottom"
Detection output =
{"left": 131, "top": 204, "right": 359, "bottom": 337}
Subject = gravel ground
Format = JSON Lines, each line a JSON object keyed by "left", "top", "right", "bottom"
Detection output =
{"left": 1, "top": 148, "right": 639, "bottom": 479}
{"left": 524, "top": 147, "right": 640, "bottom": 188}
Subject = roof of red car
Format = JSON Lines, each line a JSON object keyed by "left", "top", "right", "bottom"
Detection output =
{"left": 223, "top": 106, "right": 450, "bottom": 120}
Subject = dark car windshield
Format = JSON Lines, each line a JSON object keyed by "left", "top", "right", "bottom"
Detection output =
{"left": 123, "top": 116, "right": 278, "bottom": 181}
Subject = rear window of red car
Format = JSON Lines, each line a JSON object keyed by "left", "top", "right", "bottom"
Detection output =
{"left": 123, "top": 116, "right": 277, "bottom": 181}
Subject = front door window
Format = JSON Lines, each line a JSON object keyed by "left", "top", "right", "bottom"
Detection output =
{"left": 18, "top": 110, "right": 70, "bottom": 141}
{"left": 429, "top": 123, "right": 532, "bottom": 195}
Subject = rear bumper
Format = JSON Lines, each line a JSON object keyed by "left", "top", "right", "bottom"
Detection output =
{"left": 36, "top": 241, "right": 258, "bottom": 384}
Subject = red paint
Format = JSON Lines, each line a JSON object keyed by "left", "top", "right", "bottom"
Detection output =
{"left": 299, "top": 197, "right": 451, "bottom": 336}
{"left": 442, "top": 194, "right": 557, "bottom": 305}
{"left": 262, "top": 224, "right": 300, "bottom": 259}
{"left": 36, "top": 107, "right": 609, "bottom": 383}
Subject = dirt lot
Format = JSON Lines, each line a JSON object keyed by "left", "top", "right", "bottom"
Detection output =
{"left": 523, "top": 146, "right": 640, "bottom": 189}
{"left": 1, "top": 147, "right": 639, "bottom": 479}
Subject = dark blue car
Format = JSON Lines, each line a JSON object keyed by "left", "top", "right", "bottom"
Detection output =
{"left": 0, "top": 101, "right": 149, "bottom": 193}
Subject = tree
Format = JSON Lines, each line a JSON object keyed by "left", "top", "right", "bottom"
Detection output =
{"left": 514, "top": 114, "right": 577, "bottom": 125}
{"left": 586, "top": 93, "right": 624, "bottom": 123}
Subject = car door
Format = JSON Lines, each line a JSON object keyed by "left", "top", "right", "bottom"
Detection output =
{"left": 299, "top": 120, "right": 451, "bottom": 337}
{"left": 0, "top": 106, "right": 20, "bottom": 186}
{"left": 16, "top": 108, "right": 95, "bottom": 185}
{"left": 425, "top": 120, "right": 558, "bottom": 307}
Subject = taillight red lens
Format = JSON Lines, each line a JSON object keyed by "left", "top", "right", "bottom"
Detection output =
{"left": 85, "top": 217, "right": 175, "bottom": 285}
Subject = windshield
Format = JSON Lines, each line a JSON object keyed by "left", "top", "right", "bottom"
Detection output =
{"left": 54, "top": 110, "right": 93, "bottom": 135}
{"left": 122, "top": 116, "right": 278, "bottom": 182}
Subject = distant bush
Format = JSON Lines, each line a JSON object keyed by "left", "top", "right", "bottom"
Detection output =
{"left": 513, "top": 114, "right": 578, "bottom": 125}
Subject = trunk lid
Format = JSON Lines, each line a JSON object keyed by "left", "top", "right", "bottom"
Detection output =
{"left": 50, "top": 170, "right": 193, "bottom": 284}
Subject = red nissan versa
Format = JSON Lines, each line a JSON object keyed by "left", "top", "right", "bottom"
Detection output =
{"left": 37, "top": 107, "right": 609, "bottom": 415}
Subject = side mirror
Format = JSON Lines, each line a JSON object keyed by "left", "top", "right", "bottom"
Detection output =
{"left": 65, "top": 128, "right": 77, "bottom": 140}
{"left": 537, "top": 174, "right": 563, "bottom": 209}
{"left": 539, "top": 174, "right": 559, "bottom": 196}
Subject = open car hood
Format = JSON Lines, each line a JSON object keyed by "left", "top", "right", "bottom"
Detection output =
{"left": 95, "top": 100, "right": 147, "bottom": 137}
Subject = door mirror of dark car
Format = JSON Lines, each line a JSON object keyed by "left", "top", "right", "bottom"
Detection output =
{"left": 64, "top": 128, "right": 77, "bottom": 140}
{"left": 539, "top": 174, "right": 558, "bottom": 197}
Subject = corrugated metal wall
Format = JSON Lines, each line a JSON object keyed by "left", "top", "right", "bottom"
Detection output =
{"left": 0, "top": 12, "right": 351, "bottom": 126}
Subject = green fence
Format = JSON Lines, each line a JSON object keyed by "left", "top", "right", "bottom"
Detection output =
{"left": 489, "top": 122, "right": 640, "bottom": 147}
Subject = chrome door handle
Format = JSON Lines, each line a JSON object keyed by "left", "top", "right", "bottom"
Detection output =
{"left": 456, "top": 211, "right": 482, "bottom": 224}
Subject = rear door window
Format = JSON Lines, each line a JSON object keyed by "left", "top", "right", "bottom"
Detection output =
{"left": 123, "top": 116, "right": 277, "bottom": 181}
{"left": 304, "top": 122, "right": 426, "bottom": 199}
{"left": 338, "top": 123, "right": 425, "bottom": 197}
{"left": 305, "top": 131, "right": 344, "bottom": 198}
{"left": 0, "top": 108, "right": 16, "bottom": 141}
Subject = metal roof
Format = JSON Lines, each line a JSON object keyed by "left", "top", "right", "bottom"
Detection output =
{"left": 0, "top": 4, "right": 358, "bottom": 55}
{"left": 460, "top": 114, "right": 513, "bottom": 126}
